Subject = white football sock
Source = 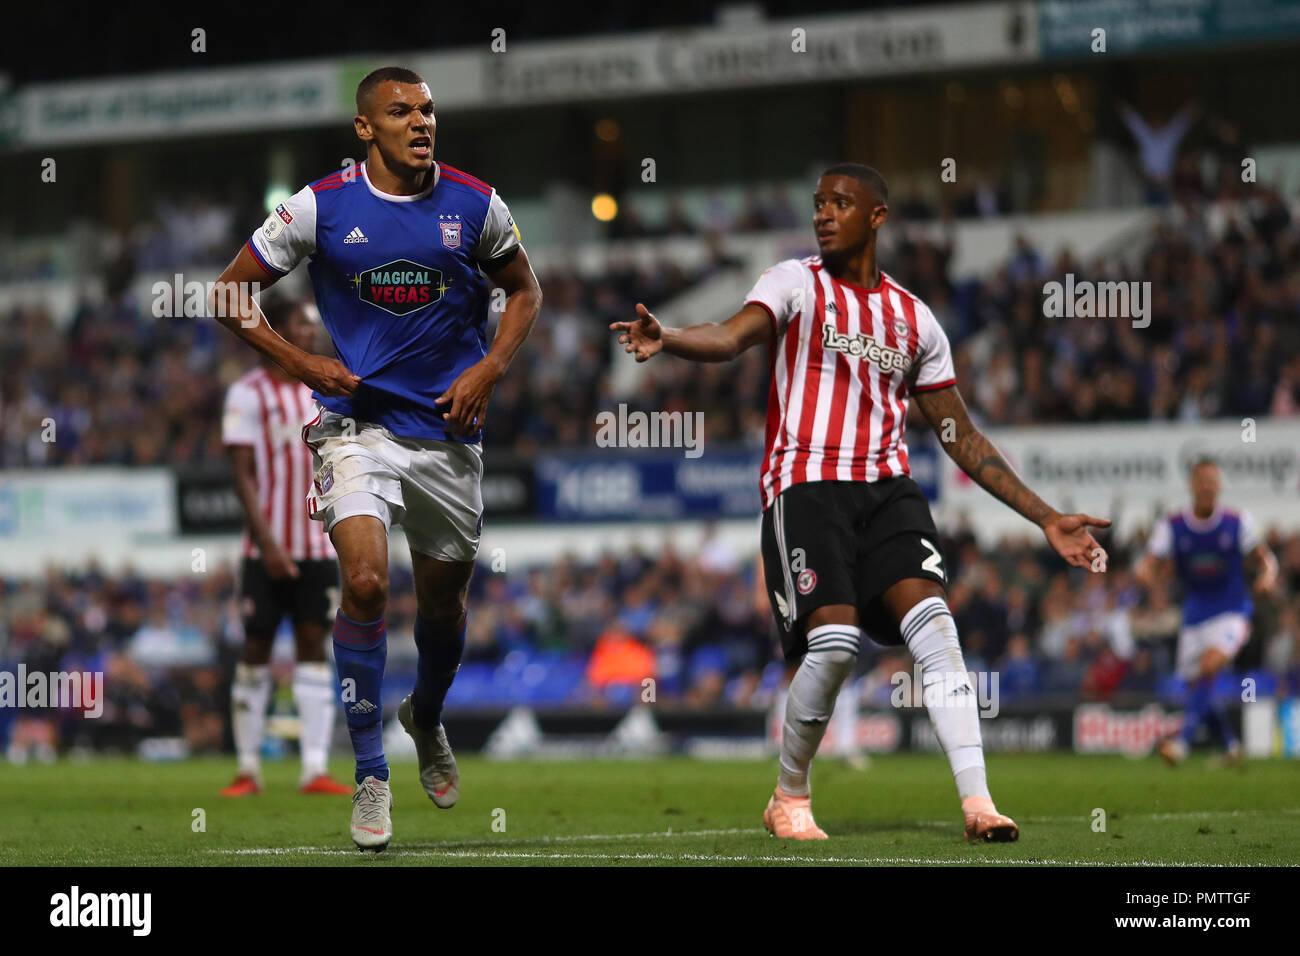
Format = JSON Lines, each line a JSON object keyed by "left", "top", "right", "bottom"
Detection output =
{"left": 231, "top": 662, "right": 272, "bottom": 778}
{"left": 293, "top": 661, "right": 337, "bottom": 783}
{"left": 777, "top": 624, "right": 861, "bottom": 797}
{"left": 900, "top": 596, "right": 989, "bottom": 801}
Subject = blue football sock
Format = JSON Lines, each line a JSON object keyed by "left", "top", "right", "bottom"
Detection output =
{"left": 333, "top": 612, "right": 389, "bottom": 784}
{"left": 1206, "top": 705, "right": 1238, "bottom": 748}
{"left": 1180, "top": 676, "right": 1213, "bottom": 746}
{"left": 411, "top": 613, "right": 466, "bottom": 731}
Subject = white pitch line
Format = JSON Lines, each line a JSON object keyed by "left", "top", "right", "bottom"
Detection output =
{"left": 206, "top": 848, "right": 1272, "bottom": 866}
{"left": 919, "top": 808, "right": 1300, "bottom": 826}
{"left": 206, "top": 808, "right": 1300, "bottom": 859}
{"left": 210, "top": 827, "right": 761, "bottom": 856}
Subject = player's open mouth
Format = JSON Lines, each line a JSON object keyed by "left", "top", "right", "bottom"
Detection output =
{"left": 409, "top": 136, "right": 431, "bottom": 157}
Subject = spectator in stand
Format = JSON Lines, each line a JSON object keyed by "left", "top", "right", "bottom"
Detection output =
{"left": 998, "top": 634, "right": 1040, "bottom": 699}
{"left": 1118, "top": 100, "right": 1199, "bottom": 205}
{"left": 584, "top": 621, "right": 655, "bottom": 706}
{"left": 952, "top": 172, "right": 1010, "bottom": 219}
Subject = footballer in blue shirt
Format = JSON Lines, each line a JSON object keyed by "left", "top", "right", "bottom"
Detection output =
{"left": 211, "top": 66, "right": 542, "bottom": 850}
{"left": 1137, "top": 457, "right": 1278, "bottom": 764}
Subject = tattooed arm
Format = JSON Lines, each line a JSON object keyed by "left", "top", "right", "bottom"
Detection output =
{"left": 912, "top": 385, "right": 1111, "bottom": 571}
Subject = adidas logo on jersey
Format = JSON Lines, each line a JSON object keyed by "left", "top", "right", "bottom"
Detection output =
{"left": 343, "top": 227, "right": 369, "bottom": 244}
{"left": 348, "top": 699, "right": 378, "bottom": 715}
{"left": 821, "top": 322, "right": 912, "bottom": 373}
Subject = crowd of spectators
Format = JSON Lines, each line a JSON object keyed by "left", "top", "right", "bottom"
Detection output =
{"left": 888, "top": 186, "right": 1300, "bottom": 425}
{"left": 3, "top": 174, "right": 1297, "bottom": 470}
{"left": 4, "top": 525, "right": 1300, "bottom": 759}
{"left": 3, "top": 120, "right": 1299, "bottom": 758}
{"left": 0, "top": 218, "right": 713, "bottom": 467}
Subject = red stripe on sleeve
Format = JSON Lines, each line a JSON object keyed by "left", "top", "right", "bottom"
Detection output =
{"left": 437, "top": 163, "right": 492, "bottom": 193}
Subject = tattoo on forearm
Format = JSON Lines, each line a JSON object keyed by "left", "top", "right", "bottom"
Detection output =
{"left": 964, "top": 442, "right": 1052, "bottom": 525}
{"left": 917, "top": 387, "right": 1053, "bottom": 525}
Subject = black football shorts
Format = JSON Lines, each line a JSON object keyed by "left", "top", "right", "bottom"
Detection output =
{"left": 760, "top": 477, "right": 947, "bottom": 659}
{"left": 239, "top": 557, "right": 340, "bottom": 638}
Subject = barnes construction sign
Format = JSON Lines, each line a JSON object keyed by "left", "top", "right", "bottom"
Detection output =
{"left": 936, "top": 419, "right": 1300, "bottom": 542}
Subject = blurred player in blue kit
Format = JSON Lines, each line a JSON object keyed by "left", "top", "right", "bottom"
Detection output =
{"left": 1137, "top": 458, "right": 1278, "bottom": 764}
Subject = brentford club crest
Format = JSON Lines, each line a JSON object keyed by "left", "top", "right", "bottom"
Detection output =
{"left": 440, "top": 220, "right": 461, "bottom": 249}
{"left": 797, "top": 568, "right": 817, "bottom": 595}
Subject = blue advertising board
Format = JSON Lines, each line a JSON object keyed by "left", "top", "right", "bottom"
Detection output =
{"left": 534, "top": 443, "right": 939, "bottom": 521}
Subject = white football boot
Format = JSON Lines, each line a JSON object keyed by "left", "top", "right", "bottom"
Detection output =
{"left": 350, "top": 775, "right": 393, "bottom": 851}
{"left": 398, "top": 694, "right": 460, "bottom": 809}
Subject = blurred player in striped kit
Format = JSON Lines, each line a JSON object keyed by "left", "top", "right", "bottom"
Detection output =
{"left": 220, "top": 295, "right": 350, "bottom": 798}
{"left": 1137, "top": 458, "right": 1278, "bottom": 764}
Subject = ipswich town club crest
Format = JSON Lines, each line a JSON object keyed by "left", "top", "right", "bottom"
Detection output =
{"left": 440, "top": 220, "right": 461, "bottom": 249}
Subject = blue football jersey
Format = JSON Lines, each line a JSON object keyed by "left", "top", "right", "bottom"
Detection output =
{"left": 247, "top": 161, "right": 522, "bottom": 442}
{"left": 1147, "top": 508, "right": 1258, "bottom": 625}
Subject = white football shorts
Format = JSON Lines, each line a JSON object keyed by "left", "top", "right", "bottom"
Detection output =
{"left": 1175, "top": 611, "right": 1250, "bottom": 678}
{"left": 302, "top": 406, "right": 483, "bottom": 562}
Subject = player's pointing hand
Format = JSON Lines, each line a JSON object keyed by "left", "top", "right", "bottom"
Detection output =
{"left": 1042, "top": 512, "right": 1112, "bottom": 572}
{"left": 609, "top": 303, "right": 664, "bottom": 362}
{"left": 295, "top": 354, "right": 361, "bottom": 397}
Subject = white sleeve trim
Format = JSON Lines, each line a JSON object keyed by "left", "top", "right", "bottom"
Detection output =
{"left": 476, "top": 190, "right": 522, "bottom": 264}
{"left": 249, "top": 186, "right": 317, "bottom": 275}
{"left": 1238, "top": 511, "right": 1260, "bottom": 554}
{"left": 1146, "top": 517, "right": 1173, "bottom": 559}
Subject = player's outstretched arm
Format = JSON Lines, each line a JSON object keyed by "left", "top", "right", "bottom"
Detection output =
{"left": 914, "top": 384, "right": 1110, "bottom": 571}
{"left": 436, "top": 246, "right": 542, "bottom": 437}
{"left": 610, "top": 302, "right": 770, "bottom": 363}
{"left": 210, "top": 247, "right": 360, "bottom": 397}
{"left": 1134, "top": 552, "right": 1170, "bottom": 591}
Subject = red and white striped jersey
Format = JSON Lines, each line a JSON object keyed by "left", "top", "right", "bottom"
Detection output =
{"left": 222, "top": 368, "right": 335, "bottom": 560}
{"left": 746, "top": 257, "right": 956, "bottom": 510}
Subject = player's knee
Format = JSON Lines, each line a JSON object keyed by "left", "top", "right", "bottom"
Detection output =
{"left": 342, "top": 566, "right": 388, "bottom": 618}
{"left": 802, "top": 645, "right": 858, "bottom": 687}
{"left": 1199, "top": 649, "right": 1227, "bottom": 679}
{"left": 294, "top": 630, "right": 328, "bottom": 661}
{"left": 241, "top": 634, "right": 274, "bottom": 665}
{"left": 806, "top": 646, "right": 857, "bottom": 669}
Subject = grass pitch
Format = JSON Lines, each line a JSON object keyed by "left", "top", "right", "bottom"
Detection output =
{"left": 2, "top": 753, "right": 1297, "bottom": 866}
